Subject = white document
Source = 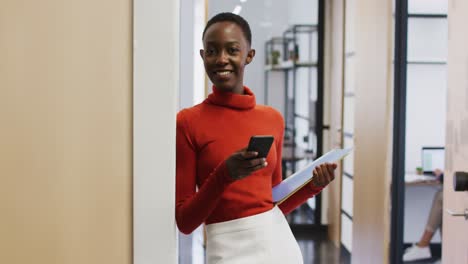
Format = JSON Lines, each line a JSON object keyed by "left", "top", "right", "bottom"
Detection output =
{"left": 273, "top": 148, "right": 353, "bottom": 204}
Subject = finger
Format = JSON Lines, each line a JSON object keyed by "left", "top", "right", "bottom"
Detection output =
{"left": 320, "top": 164, "right": 331, "bottom": 184}
{"left": 240, "top": 161, "right": 268, "bottom": 176}
{"left": 233, "top": 148, "right": 257, "bottom": 160}
{"left": 312, "top": 167, "right": 322, "bottom": 186}
{"left": 316, "top": 165, "right": 323, "bottom": 181}
{"left": 245, "top": 158, "right": 266, "bottom": 169}
{"left": 325, "top": 162, "right": 336, "bottom": 171}
{"left": 326, "top": 164, "right": 336, "bottom": 181}
{"left": 236, "top": 157, "right": 264, "bottom": 169}
{"left": 322, "top": 163, "right": 332, "bottom": 176}
{"left": 325, "top": 163, "right": 336, "bottom": 182}
{"left": 249, "top": 160, "right": 268, "bottom": 172}
{"left": 312, "top": 168, "right": 318, "bottom": 178}
{"left": 318, "top": 164, "right": 332, "bottom": 186}
{"left": 241, "top": 150, "right": 259, "bottom": 159}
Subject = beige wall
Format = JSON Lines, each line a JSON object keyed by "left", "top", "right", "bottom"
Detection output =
{"left": 0, "top": 0, "right": 132, "bottom": 263}
{"left": 442, "top": 0, "right": 468, "bottom": 263}
{"left": 324, "top": 0, "right": 345, "bottom": 246}
{"left": 351, "top": 0, "right": 393, "bottom": 263}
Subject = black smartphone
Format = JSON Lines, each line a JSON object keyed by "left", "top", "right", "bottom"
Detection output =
{"left": 247, "top": 135, "right": 274, "bottom": 158}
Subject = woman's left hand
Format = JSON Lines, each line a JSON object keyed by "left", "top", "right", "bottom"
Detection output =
{"left": 311, "top": 163, "right": 337, "bottom": 187}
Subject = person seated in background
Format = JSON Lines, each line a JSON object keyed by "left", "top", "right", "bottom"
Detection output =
{"left": 403, "top": 169, "right": 444, "bottom": 262}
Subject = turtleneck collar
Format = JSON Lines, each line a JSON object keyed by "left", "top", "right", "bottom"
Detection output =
{"left": 204, "top": 86, "right": 256, "bottom": 110}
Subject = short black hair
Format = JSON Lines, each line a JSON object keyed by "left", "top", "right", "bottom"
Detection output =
{"left": 202, "top": 12, "right": 252, "bottom": 46}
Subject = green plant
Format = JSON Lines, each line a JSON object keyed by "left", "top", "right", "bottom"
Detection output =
{"left": 271, "top": 50, "right": 280, "bottom": 65}
{"left": 416, "top": 166, "right": 423, "bottom": 174}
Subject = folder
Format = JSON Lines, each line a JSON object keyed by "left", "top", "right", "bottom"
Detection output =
{"left": 273, "top": 148, "right": 353, "bottom": 204}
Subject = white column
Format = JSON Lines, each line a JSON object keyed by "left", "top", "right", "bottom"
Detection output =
{"left": 133, "top": 0, "right": 180, "bottom": 263}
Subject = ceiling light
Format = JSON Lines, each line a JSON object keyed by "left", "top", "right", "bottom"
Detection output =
{"left": 233, "top": 5, "right": 242, "bottom": 15}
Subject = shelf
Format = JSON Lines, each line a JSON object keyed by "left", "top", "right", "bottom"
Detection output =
{"left": 295, "top": 62, "right": 318, "bottom": 68}
{"left": 282, "top": 144, "right": 315, "bottom": 162}
{"left": 265, "top": 61, "right": 318, "bottom": 71}
{"left": 264, "top": 23, "right": 321, "bottom": 173}
{"left": 284, "top": 24, "right": 318, "bottom": 34}
{"left": 265, "top": 37, "right": 295, "bottom": 44}
{"left": 264, "top": 63, "right": 292, "bottom": 71}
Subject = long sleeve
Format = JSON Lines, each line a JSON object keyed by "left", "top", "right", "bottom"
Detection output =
{"left": 277, "top": 182, "right": 323, "bottom": 215}
{"left": 175, "top": 111, "right": 234, "bottom": 234}
{"left": 271, "top": 120, "right": 324, "bottom": 215}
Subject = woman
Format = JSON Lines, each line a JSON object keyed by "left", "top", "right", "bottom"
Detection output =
{"left": 176, "top": 12, "right": 337, "bottom": 264}
{"left": 403, "top": 169, "right": 444, "bottom": 262}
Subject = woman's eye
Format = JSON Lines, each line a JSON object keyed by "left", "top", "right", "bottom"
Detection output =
{"left": 205, "top": 49, "right": 215, "bottom": 55}
{"left": 229, "top": 48, "right": 240, "bottom": 54}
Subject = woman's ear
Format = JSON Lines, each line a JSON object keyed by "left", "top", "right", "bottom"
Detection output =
{"left": 199, "top": 49, "right": 204, "bottom": 60}
{"left": 245, "top": 49, "right": 256, "bottom": 65}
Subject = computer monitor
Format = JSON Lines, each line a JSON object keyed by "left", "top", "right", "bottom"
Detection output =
{"left": 421, "top": 147, "right": 445, "bottom": 174}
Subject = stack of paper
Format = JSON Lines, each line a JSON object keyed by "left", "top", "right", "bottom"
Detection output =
{"left": 273, "top": 148, "right": 353, "bottom": 204}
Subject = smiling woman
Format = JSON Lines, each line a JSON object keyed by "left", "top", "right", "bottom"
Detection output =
{"left": 200, "top": 15, "right": 255, "bottom": 94}
{"left": 175, "top": 12, "right": 337, "bottom": 264}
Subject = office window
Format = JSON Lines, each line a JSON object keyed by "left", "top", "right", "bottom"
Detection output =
{"left": 407, "top": 18, "right": 447, "bottom": 62}
{"left": 409, "top": 0, "right": 447, "bottom": 14}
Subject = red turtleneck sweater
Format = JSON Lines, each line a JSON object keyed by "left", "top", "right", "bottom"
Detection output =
{"left": 176, "top": 86, "right": 323, "bottom": 234}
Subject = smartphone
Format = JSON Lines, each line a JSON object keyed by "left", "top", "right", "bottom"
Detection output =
{"left": 247, "top": 135, "right": 274, "bottom": 158}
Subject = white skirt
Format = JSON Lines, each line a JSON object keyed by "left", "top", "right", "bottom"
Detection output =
{"left": 205, "top": 206, "right": 303, "bottom": 264}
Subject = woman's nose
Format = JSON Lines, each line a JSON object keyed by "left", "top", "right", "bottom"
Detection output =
{"left": 215, "top": 51, "right": 228, "bottom": 64}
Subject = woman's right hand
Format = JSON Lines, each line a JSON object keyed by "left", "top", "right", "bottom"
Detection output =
{"left": 225, "top": 148, "right": 268, "bottom": 180}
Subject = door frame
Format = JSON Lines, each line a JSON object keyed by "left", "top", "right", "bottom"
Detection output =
{"left": 390, "top": 0, "right": 408, "bottom": 263}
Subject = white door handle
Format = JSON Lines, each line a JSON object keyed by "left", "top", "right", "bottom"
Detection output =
{"left": 445, "top": 208, "right": 468, "bottom": 220}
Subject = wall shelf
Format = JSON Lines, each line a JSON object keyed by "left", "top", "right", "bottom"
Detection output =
{"left": 263, "top": 24, "right": 321, "bottom": 178}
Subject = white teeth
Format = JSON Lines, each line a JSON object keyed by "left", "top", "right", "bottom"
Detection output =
{"left": 217, "top": 71, "right": 231, "bottom": 76}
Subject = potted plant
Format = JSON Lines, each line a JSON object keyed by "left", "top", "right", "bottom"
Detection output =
{"left": 271, "top": 50, "right": 280, "bottom": 65}
{"left": 416, "top": 167, "right": 423, "bottom": 175}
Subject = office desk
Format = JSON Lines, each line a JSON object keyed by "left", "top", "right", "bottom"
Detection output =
{"left": 405, "top": 173, "right": 440, "bottom": 186}
{"left": 404, "top": 173, "right": 442, "bottom": 243}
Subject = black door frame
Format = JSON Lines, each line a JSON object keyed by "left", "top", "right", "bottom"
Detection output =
{"left": 390, "top": 0, "right": 408, "bottom": 263}
{"left": 315, "top": 0, "right": 326, "bottom": 226}
{"left": 288, "top": 0, "right": 326, "bottom": 233}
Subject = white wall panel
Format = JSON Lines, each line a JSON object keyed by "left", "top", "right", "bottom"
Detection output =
{"left": 341, "top": 214, "right": 353, "bottom": 253}
{"left": 343, "top": 149, "right": 354, "bottom": 175}
{"left": 405, "top": 64, "right": 447, "bottom": 171}
{"left": 341, "top": 176, "right": 354, "bottom": 216}
{"left": 408, "top": 18, "right": 448, "bottom": 62}
{"left": 134, "top": 0, "right": 179, "bottom": 263}
{"left": 344, "top": 57, "right": 356, "bottom": 94}
{"left": 409, "top": 0, "right": 448, "bottom": 14}
{"left": 343, "top": 96, "right": 355, "bottom": 134}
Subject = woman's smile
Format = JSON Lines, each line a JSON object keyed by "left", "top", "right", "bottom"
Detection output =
{"left": 201, "top": 21, "right": 254, "bottom": 94}
{"left": 213, "top": 70, "right": 234, "bottom": 80}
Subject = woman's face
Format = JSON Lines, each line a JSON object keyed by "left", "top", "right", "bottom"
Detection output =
{"left": 200, "top": 21, "right": 255, "bottom": 94}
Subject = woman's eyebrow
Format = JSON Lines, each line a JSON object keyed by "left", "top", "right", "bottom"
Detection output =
{"left": 205, "top": 40, "right": 241, "bottom": 45}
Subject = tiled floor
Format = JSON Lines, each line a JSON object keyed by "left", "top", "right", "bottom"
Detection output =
{"left": 295, "top": 229, "right": 351, "bottom": 264}
{"left": 287, "top": 203, "right": 316, "bottom": 225}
